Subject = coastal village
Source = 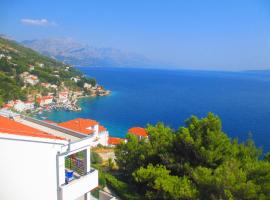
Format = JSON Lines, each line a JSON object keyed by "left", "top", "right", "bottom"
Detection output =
{"left": 2, "top": 82, "right": 110, "bottom": 114}
{"left": 0, "top": 53, "right": 147, "bottom": 147}
{"left": 0, "top": 37, "right": 110, "bottom": 115}
{"left": 0, "top": 47, "right": 144, "bottom": 147}
{"left": 1, "top": 58, "right": 110, "bottom": 114}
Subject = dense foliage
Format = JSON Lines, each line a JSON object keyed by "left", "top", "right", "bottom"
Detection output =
{"left": 104, "top": 172, "right": 141, "bottom": 200}
{"left": 0, "top": 37, "right": 96, "bottom": 105}
{"left": 115, "top": 113, "right": 270, "bottom": 199}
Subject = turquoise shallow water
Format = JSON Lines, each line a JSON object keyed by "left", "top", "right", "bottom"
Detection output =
{"left": 40, "top": 67, "right": 270, "bottom": 152}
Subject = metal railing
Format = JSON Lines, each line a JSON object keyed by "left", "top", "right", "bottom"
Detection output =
{"left": 65, "top": 152, "right": 85, "bottom": 176}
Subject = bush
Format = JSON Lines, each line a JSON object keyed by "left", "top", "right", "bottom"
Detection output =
{"left": 104, "top": 173, "right": 141, "bottom": 200}
{"left": 91, "top": 151, "right": 103, "bottom": 164}
{"left": 98, "top": 170, "right": 106, "bottom": 188}
{"left": 108, "top": 158, "right": 115, "bottom": 170}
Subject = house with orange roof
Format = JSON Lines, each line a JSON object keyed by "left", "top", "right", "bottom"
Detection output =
{"left": 37, "top": 95, "right": 54, "bottom": 106}
{"left": 20, "top": 72, "right": 39, "bottom": 85}
{"left": 2, "top": 103, "right": 13, "bottom": 109}
{"left": 0, "top": 113, "right": 114, "bottom": 200}
{"left": 58, "top": 118, "right": 109, "bottom": 147}
{"left": 128, "top": 127, "right": 148, "bottom": 140}
{"left": 108, "top": 137, "right": 125, "bottom": 147}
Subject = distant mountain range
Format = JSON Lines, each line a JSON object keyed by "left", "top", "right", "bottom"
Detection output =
{"left": 22, "top": 38, "right": 153, "bottom": 67}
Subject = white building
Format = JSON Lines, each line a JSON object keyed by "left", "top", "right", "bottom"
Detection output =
{"left": 12, "top": 100, "right": 35, "bottom": 112}
{"left": 37, "top": 95, "right": 54, "bottom": 106}
{"left": 13, "top": 100, "right": 26, "bottom": 112}
{"left": 51, "top": 84, "right": 58, "bottom": 89}
{"left": 0, "top": 54, "right": 5, "bottom": 59}
{"left": 24, "top": 101, "right": 35, "bottom": 110}
{"left": 0, "top": 114, "right": 115, "bottom": 200}
{"left": 58, "top": 118, "right": 109, "bottom": 147}
{"left": 128, "top": 127, "right": 148, "bottom": 140}
{"left": 20, "top": 72, "right": 39, "bottom": 86}
{"left": 37, "top": 63, "right": 44, "bottom": 68}
{"left": 71, "top": 77, "right": 80, "bottom": 83}
{"left": 25, "top": 75, "right": 39, "bottom": 85}
{"left": 29, "top": 65, "right": 35, "bottom": 71}
{"left": 84, "top": 83, "right": 92, "bottom": 90}
{"left": 108, "top": 137, "right": 125, "bottom": 147}
{"left": 58, "top": 91, "right": 69, "bottom": 103}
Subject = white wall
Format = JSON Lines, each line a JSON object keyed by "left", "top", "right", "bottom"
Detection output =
{"left": 98, "top": 131, "right": 109, "bottom": 146}
{"left": 0, "top": 134, "right": 66, "bottom": 200}
{"left": 93, "top": 125, "right": 99, "bottom": 137}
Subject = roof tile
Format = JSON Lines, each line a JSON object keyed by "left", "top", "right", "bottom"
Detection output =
{"left": 0, "top": 116, "right": 64, "bottom": 140}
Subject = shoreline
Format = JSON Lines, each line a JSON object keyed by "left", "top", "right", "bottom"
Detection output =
{"left": 25, "top": 90, "right": 112, "bottom": 119}
{"left": 33, "top": 90, "right": 112, "bottom": 119}
{"left": 34, "top": 91, "right": 129, "bottom": 139}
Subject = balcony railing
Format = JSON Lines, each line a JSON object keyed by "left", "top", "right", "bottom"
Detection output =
{"left": 60, "top": 169, "right": 98, "bottom": 200}
{"left": 65, "top": 152, "right": 87, "bottom": 183}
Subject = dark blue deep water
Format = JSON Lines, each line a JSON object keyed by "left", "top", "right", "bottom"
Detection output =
{"left": 41, "top": 67, "right": 270, "bottom": 152}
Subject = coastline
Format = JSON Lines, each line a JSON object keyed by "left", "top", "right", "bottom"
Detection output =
{"left": 34, "top": 90, "right": 112, "bottom": 119}
{"left": 35, "top": 90, "right": 130, "bottom": 139}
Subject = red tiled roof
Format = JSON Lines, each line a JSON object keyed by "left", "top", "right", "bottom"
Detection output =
{"left": 42, "top": 96, "right": 53, "bottom": 100}
{"left": 30, "top": 76, "right": 37, "bottom": 80}
{"left": 0, "top": 116, "right": 64, "bottom": 140}
{"left": 37, "top": 96, "right": 53, "bottom": 103}
{"left": 99, "top": 125, "right": 107, "bottom": 133}
{"left": 58, "top": 118, "right": 98, "bottom": 135}
{"left": 3, "top": 104, "right": 13, "bottom": 108}
{"left": 108, "top": 137, "right": 123, "bottom": 145}
{"left": 128, "top": 127, "right": 148, "bottom": 137}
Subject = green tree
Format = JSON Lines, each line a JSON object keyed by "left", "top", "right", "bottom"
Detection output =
{"left": 192, "top": 159, "right": 259, "bottom": 199}
{"left": 176, "top": 113, "right": 232, "bottom": 168}
{"left": 115, "top": 113, "right": 270, "bottom": 199}
{"left": 264, "top": 153, "right": 270, "bottom": 162}
{"left": 133, "top": 164, "right": 197, "bottom": 199}
{"left": 0, "top": 96, "right": 4, "bottom": 107}
{"left": 115, "top": 134, "right": 148, "bottom": 176}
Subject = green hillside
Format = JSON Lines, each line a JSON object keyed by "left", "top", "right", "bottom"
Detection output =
{"left": 0, "top": 37, "right": 96, "bottom": 105}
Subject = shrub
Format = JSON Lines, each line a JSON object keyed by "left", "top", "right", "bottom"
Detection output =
{"left": 91, "top": 151, "right": 103, "bottom": 164}
{"left": 104, "top": 173, "right": 141, "bottom": 200}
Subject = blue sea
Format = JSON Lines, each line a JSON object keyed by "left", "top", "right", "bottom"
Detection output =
{"left": 40, "top": 67, "right": 270, "bottom": 152}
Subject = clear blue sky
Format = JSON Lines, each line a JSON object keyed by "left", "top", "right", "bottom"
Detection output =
{"left": 1, "top": 0, "right": 270, "bottom": 70}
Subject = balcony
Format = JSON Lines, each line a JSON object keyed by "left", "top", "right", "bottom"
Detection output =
{"left": 58, "top": 146, "right": 98, "bottom": 200}
{"left": 60, "top": 168, "right": 98, "bottom": 200}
